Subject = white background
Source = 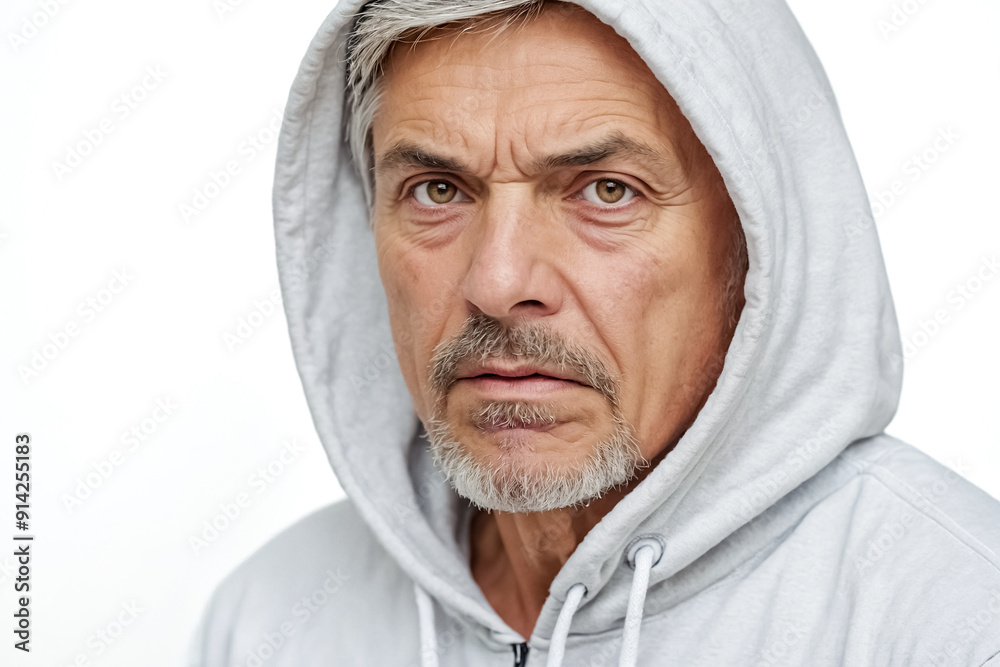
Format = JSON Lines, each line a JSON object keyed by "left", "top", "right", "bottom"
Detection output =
{"left": 1, "top": 0, "right": 997, "bottom": 665}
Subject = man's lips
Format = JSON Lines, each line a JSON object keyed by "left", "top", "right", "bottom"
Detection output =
{"left": 458, "top": 364, "right": 587, "bottom": 384}
{"left": 454, "top": 365, "right": 588, "bottom": 397}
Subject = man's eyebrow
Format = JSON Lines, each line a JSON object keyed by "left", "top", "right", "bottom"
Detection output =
{"left": 374, "top": 133, "right": 680, "bottom": 178}
{"left": 537, "top": 133, "right": 677, "bottom": 174}
{"left": 375, "top": 141, "right": 469, "bottom": 176}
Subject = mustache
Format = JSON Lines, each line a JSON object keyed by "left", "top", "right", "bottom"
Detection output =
{"left": 428, "top": 314, "right": 619, "bottom": 405}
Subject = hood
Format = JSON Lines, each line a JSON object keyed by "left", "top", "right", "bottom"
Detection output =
{"left": 272, "top": 0, "right": 903, "bottom": 645}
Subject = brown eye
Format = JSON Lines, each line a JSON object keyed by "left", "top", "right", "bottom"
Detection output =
{"left": 415, "top": 180, "right": 459, "bottom": 205}
{"left": 582, "top": 179, "right": 635, "bottom": 206}
{"left": 596, "top": 179, "right": 626, "bottom": 203}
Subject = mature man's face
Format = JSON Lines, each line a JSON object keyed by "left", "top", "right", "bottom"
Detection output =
{"left": 371, "top": 4, "right": 742, "bottom": 511}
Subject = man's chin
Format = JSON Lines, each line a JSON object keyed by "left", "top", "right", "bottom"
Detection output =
{"left": 466, "top": 424, "right": 563, "bottom": 455}
{"left": 425, "top": 415, "right": 645, "bottom": 514}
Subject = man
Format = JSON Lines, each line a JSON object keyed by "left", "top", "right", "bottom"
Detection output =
{"left": 193, "top": 0, "right": 1000, "bottom": 665}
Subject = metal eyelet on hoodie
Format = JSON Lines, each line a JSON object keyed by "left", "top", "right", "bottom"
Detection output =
{"left": 416, "top": 537, "right": 664, "bottom": 667}
{"left": 624, "top": 535, "right": 666, "bottom": 570}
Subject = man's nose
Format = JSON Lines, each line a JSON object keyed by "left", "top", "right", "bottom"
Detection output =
{"left": 460, "top": 192, "right": 563, "bottom": 321}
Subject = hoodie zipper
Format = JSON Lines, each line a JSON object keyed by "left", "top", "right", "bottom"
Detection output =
{"left": 512, "top": 642, "right": 530, "bottom": 667}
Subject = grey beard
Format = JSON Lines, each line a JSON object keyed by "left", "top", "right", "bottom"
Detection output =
{"left": 426, "top": 400, "right": 644, "bottom": 513}
{"left": 425, "top": 314, "right": 646, "bottom": 513}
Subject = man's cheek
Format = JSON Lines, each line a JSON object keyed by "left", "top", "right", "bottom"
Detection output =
{"left": 398, "top": 347, "right": 432, "bottom": 420}
{"left": 406, "top": 317, "right": 453, "bottom": 420}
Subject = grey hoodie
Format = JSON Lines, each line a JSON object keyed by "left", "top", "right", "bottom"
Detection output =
{"left": 192, "top": 0, "right": 1000, "bottom": 665}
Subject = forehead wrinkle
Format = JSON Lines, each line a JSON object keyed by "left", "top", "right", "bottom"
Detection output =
{"left": 377, "top": 72, "right": 690, "bottom": 185}
{"left": 534, "top": 132, "right": 673, "bottom": 173}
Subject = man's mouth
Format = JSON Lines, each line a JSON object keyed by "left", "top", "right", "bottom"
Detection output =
{"left": 455, "top": 364, "right": 588, "bottom": 398}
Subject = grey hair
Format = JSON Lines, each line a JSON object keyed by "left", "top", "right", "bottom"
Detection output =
{"left": 345, "top": 0, "right": 546, "bottom": 207}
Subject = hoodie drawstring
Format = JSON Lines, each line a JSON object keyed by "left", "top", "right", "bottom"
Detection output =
{"left": 414, "top": 583, "right": 439, "bottom": 667}
{"left": 547, "top": 537, "right": 665, "bottom": 667}
{"left": 415, "top": 537, "right": 663, "bottom": 667}
{"left": 545, "top": 582, "right": 586, "bottom": 667}
{"left": 618, "top": 538, "right": 663, "bottom": 667}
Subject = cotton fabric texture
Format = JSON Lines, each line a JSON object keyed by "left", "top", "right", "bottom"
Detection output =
{"left": 191, "top": 0, "right": 1000, "bottom": 665}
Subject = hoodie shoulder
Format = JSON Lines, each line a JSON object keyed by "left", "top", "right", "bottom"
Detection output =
{"left": 842, "top": 434, "right": 1000, "bottom": 561}
{"left": 192, "top": 500, "right": 419, "bottom": 666}
{"left": 826, "top": 435, "right": 1000, "bottom": 664}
